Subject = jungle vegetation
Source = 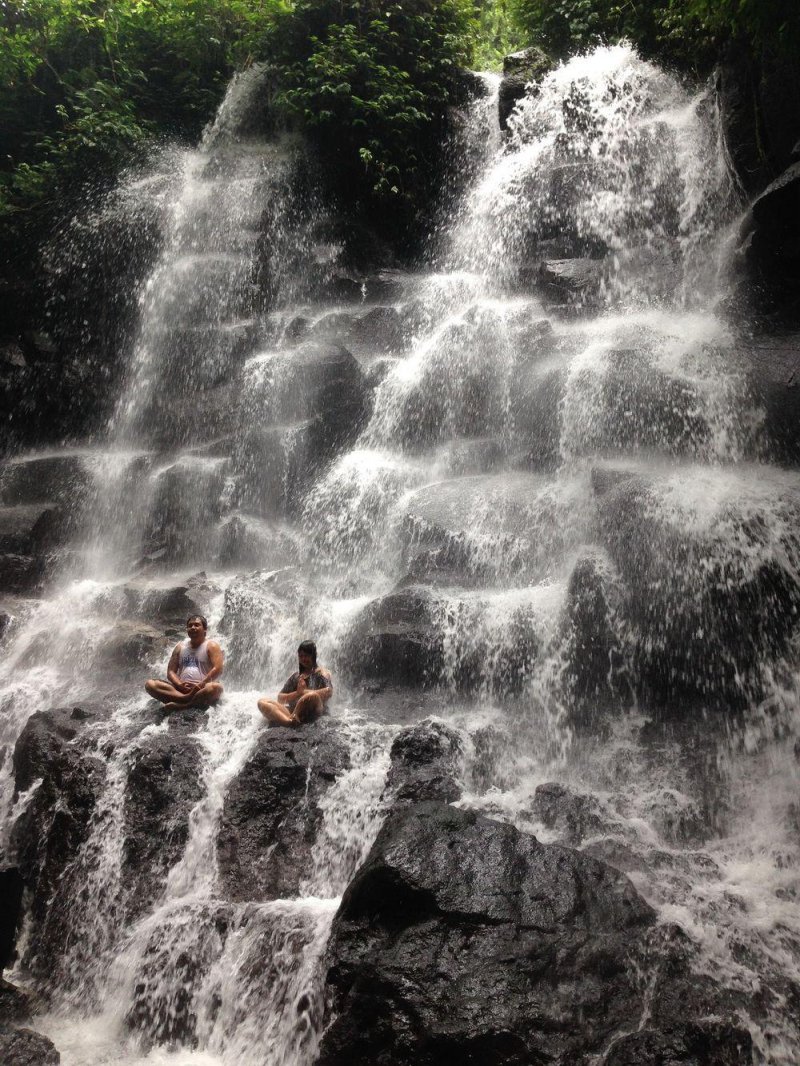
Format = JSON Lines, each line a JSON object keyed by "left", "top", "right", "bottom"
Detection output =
{"left": 1, "top": 0, "right": 798, "bottom": 263}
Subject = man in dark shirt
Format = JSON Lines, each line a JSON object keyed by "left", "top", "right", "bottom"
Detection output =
{"left": 257, "top": 640, "right": 332, "bottom": 726}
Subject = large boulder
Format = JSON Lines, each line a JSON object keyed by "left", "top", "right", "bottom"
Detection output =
{"left": 218, "top": 567, "right": 304, "bottom": 685}
{"left": 0, "top": 505, "right": 65, "bottom": 555}
{"left": 0, "top": 453, "right": 92, "bottom": 508}
{"left": 562, "top": 552, "right": 629, "bottom": 727}
{"left": 400, "top": 473, "right": 550, "bottom": 586}
{"left": 318, "top": 802, "right": 747, "bottom": 1066}
{"left": 94, "top": 620, "right": 171, "bottom": 685}
{"left": 384, "top": 720, "right": 462, "bottom": 806}
{"left": 0, "top": 978, "right": 33, "bottom": 1023}
{"left": 216, "top": 721, "right": 350, "bottom": 901}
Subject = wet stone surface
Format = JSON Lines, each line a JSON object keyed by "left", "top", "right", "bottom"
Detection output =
{"left": 217, "top": 719, "right": 350, "bottom": 902}
{"left": 318, "top": 802, "right": 749, "bottom": 1066}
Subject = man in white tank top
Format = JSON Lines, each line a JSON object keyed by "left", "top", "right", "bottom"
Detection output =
{"left": 145, "top": 615, "right": 224, "bottom": 710}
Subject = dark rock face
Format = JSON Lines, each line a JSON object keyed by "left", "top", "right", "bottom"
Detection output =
{"left": 718, "top": 39, "right": 800, "bottom": 197}
{"left": 738, "top": 162, "right": 800, "bottom": 323}
{"left": 95, "top": 621, "right": 171, "bottom": 685}
{"left": 594, "top": 468, "right": 800, "bottom": 709}
{"left": 280, "top": 341, "right": 368, "bottom": 466}
{"left": 499, "top": 46, "right": 553, "bottom": 130}
{"left": 10, "top": 708, "right": 106, "bottom": 982}
{"left": 217, "top": 721, "right": 350, "bottom": 901}
{"left": 122, "top": 730, "right": 205, "bottom": 918}
{"left": 0, "top": 1026, "right": 60, "bottom": 1065}
{"left": 532, "top": 782, "right": 608, "bottom": 846}
{"left": 740, "top": 333, "right": 800, "bottom": 463}
{"left": 319, "top": 802, "right": 743, "bottom": 1066}
{"left": 384, "top": 720, "right": 462, "bottom": 805}
{"left": 0, "top": 867, "right": 24, "bottom": 969}
{"left": 344, "top": 585, "right": 443, "bottom": 688}
{"left": 605, "top": 1024, "right": 752, "bottom": 1066}
{"left": 0, "top": 978, "right": 34, "bottom": 1023}
{"left": 320, "top": 805, "right": 750, "bottom": 1066}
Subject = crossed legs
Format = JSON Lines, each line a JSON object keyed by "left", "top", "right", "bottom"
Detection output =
{"left": 145, "top": 678, "right": 223, "bottom": 711}
{"left": 257, "top": 692, "right": 324, "bottom": 726}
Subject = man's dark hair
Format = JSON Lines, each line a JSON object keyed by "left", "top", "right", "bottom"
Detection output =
{"left": 298, "top": 640, "right": 317, "bottom": 667}
{"left": 187, "top": 614, "right": 208, "bottom": 630}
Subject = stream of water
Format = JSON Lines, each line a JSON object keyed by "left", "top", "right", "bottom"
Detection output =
{"left": 1, "top": 45, "right": 799, "bottom": 1065}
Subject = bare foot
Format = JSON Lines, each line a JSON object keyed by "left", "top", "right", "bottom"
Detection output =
{"left": 162, "top": 702, "right": 183, "bottom": 711}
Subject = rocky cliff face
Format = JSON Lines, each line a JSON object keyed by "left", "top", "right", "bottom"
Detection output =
{"left": 2, "top": 712, "right": 755, "bottom": 1066}
{"left": 1, "top": 42, "right": 799, "bottom": 1066}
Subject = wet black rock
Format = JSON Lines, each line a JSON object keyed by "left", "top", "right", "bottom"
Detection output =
{"left": 219, "top": 567, "right": 303, "bottom": 684}
{"left": 0, "top": 867, "right": 23, "bottom": 970}
{"left": 0, "top": 552, "right": 45, "bottom": 594}
{"left": 532, "top": 782, "right": 608, "bottom": 845}
{"left": 0, "top": 505, "right": 65, "bottom": 555}
{"left": 0, "top": 454, "right": 92, "bottom": 508}
{"left": 738, "top": 162, "right": 800, "bottom": 324}
{"left": 122, "top": 730, "right": 205, "bottom": 918}
{"left": 605, "top": 1023, "right": 752, "bottom": 1065}
{"left": 292, "top": 341, "right": 368, "bottom": 464}
{"left": 0, "top": 978, "right": 34, "bottom": 1022}
{"left": 594, "top": 466, "right": 800, "bottom": 710}
{"left": 344, "top": 585, "right": 443, "bottom": 688}
{"left": 401, "top": 473, "right": 547, "bottom": 586}
{"left": 10, "top": 708, "right": 106, "bottom": 984}
{"left": 0, "top": 358, "right": 97, "bottom": 453}
{"left": 217, "top": 720, "right": 350, "bottom": 901}
{"left": 384, "top": 720, "right": 462, "bottom": 805}
{"left": 510, "top": 363, "right": 564, "bottom": 469}
{"left": 95, "top": 621, "right": 170, "bottom": 685}
{"left": 319, "top": 804, "right": 745, "bottom": 1066}
{"left": 232, "top": 422, "right": 307, "bottom": 518}
{"left": 319, "top": 801, "right": 656, "bottom": 1065}
{"left": 499, "top": 46, "right": 553, "bottom": 130}
{"left": 310, "top": 306, "right": 406, "bottom": 357}
{"left": 0, "top": 1026, "right": 60, "bottom": 1065}
{"left": 718, "top": 38, "right": 800, "bottom": 198}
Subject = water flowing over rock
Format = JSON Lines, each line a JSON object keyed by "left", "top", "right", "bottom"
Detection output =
{"left": 1, "top": 42, "right": 800, "bottom": 1066}
{"left": 217, "top": 722, "right": 350, "bottom": 901}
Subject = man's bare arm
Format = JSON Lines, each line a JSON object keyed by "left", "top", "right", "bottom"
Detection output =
{"left": 166, "top": 644, "right": 183, "bottom": 689}
{"left": 197, "top": 641, "right": 224, "bottom": 690}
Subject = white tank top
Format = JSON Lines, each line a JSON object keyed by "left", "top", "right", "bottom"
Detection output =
{"left": 178, "top": 638, "right": 211, "bottom": 684}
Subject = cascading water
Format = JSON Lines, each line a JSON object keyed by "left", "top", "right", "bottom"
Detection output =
{"left": 2, "top": 42, "right": 800, "bottom": 1066}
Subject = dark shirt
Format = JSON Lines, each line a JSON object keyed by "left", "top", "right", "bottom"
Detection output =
{"left": 280, "top": 667, "right": 333, "bottom": 708}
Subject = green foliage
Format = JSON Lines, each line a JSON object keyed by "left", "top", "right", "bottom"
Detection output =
{"left": 470, "top": 0, "right": 525, "bottom": 71}
{"left": 275, "top": 0, "right": 474, "bottom": 213}
{"left": 0, "top": 0, "right": 286, "bottom": 236}
{"left": 508, "top": 0, "right": 800, "bottom": 70}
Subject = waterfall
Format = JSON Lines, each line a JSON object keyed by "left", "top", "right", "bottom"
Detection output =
{"left": 2, "top": 43, "right": 800, "bottom": 1065}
